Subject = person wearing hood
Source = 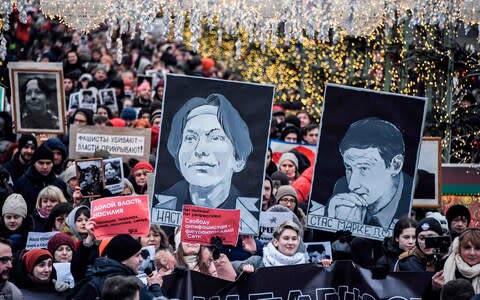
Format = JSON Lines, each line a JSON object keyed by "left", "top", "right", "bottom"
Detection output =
{"left": 14, "top": 144, "right": 69, "bottom": 215}
{"left": 0, "top": 194, "right": 33, "bottom": 253}
{"left": 66, "top": 205, "right": 90, "bottom": 243}
{"left": 70, "top": 234, "right": 164, "bottom": 300}
{"left": 44, "top": 137, "right": 68, "bottom": 176}
{"left": 396, "top": 217, "right": 444, "bottom": 272}
{"left": 4, "top": 134, "right": 37, "bottom": 182}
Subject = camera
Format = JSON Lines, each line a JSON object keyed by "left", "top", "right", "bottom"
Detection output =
{"left": 425, "top": 236, "right": 451, "bottom": 253}
{"left": 209, "top": 236, "right": 224, "bottom": 260}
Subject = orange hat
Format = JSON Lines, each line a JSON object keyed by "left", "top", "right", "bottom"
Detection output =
{"left": 201, "top": 57, "right": 215, "bottom": 70}
{"left": 23, "top": 249, "right": 52, "bottom": 274}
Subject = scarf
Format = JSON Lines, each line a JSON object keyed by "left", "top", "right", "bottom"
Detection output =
{"left": 444, "top": 237, "right": 480, "bottom": 293}
{"left": 263, "top": 242, "right": 306, "bottom": 267}
{"left": 184, "top": 255, "right": 199, "bottom": 270}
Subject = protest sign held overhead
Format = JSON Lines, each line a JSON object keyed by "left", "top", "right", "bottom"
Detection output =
{"left": 69, "top": 124, "right": 151, "bottom": 161}
{"left": 180, "top": 205, "right": 240, "bottom": 246}
{"left": 151, "top": 74, "right": 274, "bottom": 235}
{"left": 90, "top": 195, "right": 150, "bottom": 239}
{"left": 307, "top": 84, "right": 427, "bottom": 240}
{"left": 26, "top": 231, "right": 58, "bottom": 250}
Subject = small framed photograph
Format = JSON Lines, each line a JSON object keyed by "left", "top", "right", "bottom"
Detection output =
{"left": 413, "top": 137, "right": 442, "bottom": 207}
{"left": 8, "top": 62, "right": 66, "bottom": 134}
{"left": 305, "top": 242, "right": 333, "bottom": 263}
{"left": 103, "top": 157, "right": 124, "bottom": 194}
{"left": 99, "top": 88, "right": 118, "bottom": 114}
{"left": 68, "top": 92, "right": 80, "bottom": 112}
{"left": 75, "top": 158, "right": 104, "bottom": 198}
{"left": 78, "top": 88, "right": 98, "bottom": 112}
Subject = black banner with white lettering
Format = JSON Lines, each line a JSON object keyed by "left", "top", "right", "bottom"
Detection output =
{"left": 162, "top": 261, "right": 432, "bottom": 299}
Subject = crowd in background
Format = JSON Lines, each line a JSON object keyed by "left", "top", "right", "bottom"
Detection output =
{"left": 0, "top": 5, "right": 479, "bottom": 300}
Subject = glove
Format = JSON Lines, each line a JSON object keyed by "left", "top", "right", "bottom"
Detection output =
{"left": 53, "top": 279, "right": 70, "bottom": 292}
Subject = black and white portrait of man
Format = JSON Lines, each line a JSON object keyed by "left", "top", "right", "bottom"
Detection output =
{"left": 152, "top": 75, "right": 274, "bottom": 235}
{"left": 76, "top": 159, "right": 103, "bottom": 198}
{"left": 79, "top": 88, "right": 98, "bottom": 112}
{"left": 307, "top": 84, "right": 427, "bottom": 240}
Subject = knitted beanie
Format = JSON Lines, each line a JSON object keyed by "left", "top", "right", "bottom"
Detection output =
{"left": 47, "top": 232, "right": 75, "bottom": 256}
{"left": 120, "top": 108, "right": 137, "bottom": 121}
{"left": 31, "top": 144, "right": 54, "bottom": 164}
{"left": 425, "top": 211, "right": 449, "bottom": 234}
{"left": 278, "top": 152, "right": 299, "bottom": 169}
{"left": 23, "top": 249, "right": 53, "bottom": 274}
{"left": 416, "top": 217, "right": 443, "bottom": 236}
{"left": 275, "top": 185, "right": 298, "bottom": 202}
{"left": 59, "top": 165, "right": 77, "bottom": 183}
{"left": 446, "top": 205, "right": 471, "bottom": 228}
{"left": 105, "top": 234, "right": 142, "bottom": 262}
{"left": 18, "top": 134, "right": 37, "bottom": 150}
{"left": 109, "top": 117, "right": 126, "bottom": 127}
{"left": 131, "top": 161, "right": 154, "bottom": 174}
{"left": 2, "top": 193, "right": 27, "bottom": 218}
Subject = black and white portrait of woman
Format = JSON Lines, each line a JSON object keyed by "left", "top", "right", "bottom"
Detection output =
{"left": 152, "top": 75, "right": 274, "bottom": 235}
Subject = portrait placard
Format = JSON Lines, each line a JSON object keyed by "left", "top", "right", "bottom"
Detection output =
{"left": 151, "top": 74, "right": 274, "bottom": 235}
{"left": 75, "top": 158, "right": 104, "bottom": 198}
{"left": 103, "top": 157, "right": 124, "bottom": 194}
{"left": 307, "top": 84, "right": 427, "bottom": 240}
{"left": 8, "top": 62, "right": 66, "bottom": 134}
{"left": 68, "top": 92, "right": 80, "bottom": 112}
{"left": 305, "top": 242, "right": 333, "bottom": 262}
{"left": 69, "top": 125, "right": 151, "bottom": 161}
{"left": 99, "top": 88, "right": 118, "bottom": 114}
{"left": 413, "top": 137, "right": 442, "bottom": 207}
{"left": 78, "top": 87, "right": 98, "bottom": 112}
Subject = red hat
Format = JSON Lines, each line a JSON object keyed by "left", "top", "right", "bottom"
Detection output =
{"left": 201, "top": 57, "right": 215, "bottom": 70}
{"left": 47, "top": 233, "right": 75, "bottom": 256}
{"left": 109, "top": 117, "right": 126, "bottom": 127}
{"left": 131, "top": 161, "right": 154, "bottom": 174}
{"left": 23, "top": 249, "right": 53, "bottom": 274}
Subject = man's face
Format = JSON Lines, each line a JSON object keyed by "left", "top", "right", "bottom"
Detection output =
{"left": 0, "top": 243, "right": 13, "bottom": 282}
{"left": 303, "top": 127, "right": 319, "bottom": 145}
{"left": 67, "top": 52, "right": 78, "bottom": 64}
{"left": 342, "top": 147, "right": 399, "bottom": 205}
{"left": 263, "top": 179, "right": 272, "bottom": 205}
{"left": 95, "top": 70, "right": 107, "bottom": 81}
{"left": 26, "top": 79, "right": 47, "bottom": 113}
{"left": 52, "top": 149, "right": 63, "bottom": 166}
{"left": 297, "top": 112, "right": 311, "bottom": 127}
{"left": 34, "top": 159, "right": 53, "bottom": 176}
{"left": 64, "top": 78, "right": 73, "bottom": 91}
{"left": 20, "top": 144, "right": 35, "bottom": 163}
{"left": 451, "top": 216, "right": 468, "bottom": 234}
{"left": 179, "top": 112, "right": 237, "bottom": 188}
{"left": 122, "top": 251, "right": 143, "bottom": 274}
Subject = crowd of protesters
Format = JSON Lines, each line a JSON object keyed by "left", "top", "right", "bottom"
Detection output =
{"left": 0, "top": 6, "right": 478, "bottom": 300}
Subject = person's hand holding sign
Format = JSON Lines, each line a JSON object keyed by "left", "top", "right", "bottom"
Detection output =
{"left": 83, "top": 220, "right": 96, "bottom": 246}
{"left": 327, "top": 193, "right": 368, "bottom": 223}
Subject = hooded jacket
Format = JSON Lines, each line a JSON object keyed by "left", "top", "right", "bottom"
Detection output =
{"left": 375, "top": 236, "right": 403, "bottom": 271}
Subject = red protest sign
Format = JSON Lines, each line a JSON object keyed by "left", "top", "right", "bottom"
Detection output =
{"left": 91, "top": 195, "right": 149, "bottom": 239}
{"left": 181, "top": 205, "right": 240, "bottom": 246}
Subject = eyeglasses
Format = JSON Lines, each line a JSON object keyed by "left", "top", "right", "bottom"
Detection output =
{"left": 0, "top": 256, "right": 13, "bottom": 264}
{"left": 279, "top": 198, "right": 296, "bottom": 204}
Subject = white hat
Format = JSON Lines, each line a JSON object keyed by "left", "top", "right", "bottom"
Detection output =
{"left": 2, "top": 194, "right": 27, "bottom": 218}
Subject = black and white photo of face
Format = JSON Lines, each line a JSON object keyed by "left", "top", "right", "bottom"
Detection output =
{"left": 25, "top": 78, "right": 48, "bottom": 113}
{"left": 102, "top": 91, "right": 114, "bottom": 105}
{"left": 104, "top": 162, "right": 116, "bottom": 180}
{"left": 83, "top": 91, "right": 94, "bottom": 104}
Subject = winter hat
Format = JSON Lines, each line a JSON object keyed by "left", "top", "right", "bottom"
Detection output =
{"left": 278, "top": 152, "right": 299, "bottom": 170}
{"left": 271, "top": 171, "right": 290, "bottom": 186}
{"left": 120, "top": 108, "right": 137, "bottom": 121}
{"left": 18, "top": 134, "right": 37, "bottom": 150}
{"left": 79, "top": 73, "right": 93, "bottom": 82}
{"left": 136, "top": 80, "right": 151, "bottom": 93}
{"left": 105, "top": 234, "right": 142, "bottom": 262}
{"left": 23, "top": 249, "right": 53, "bottom": 274}
{"left": 131, "top": 161, "right": 154, "bottom": 174}
{"left": 425, "top": 211, "right": 449, "bottom": 234}
{"left": 150, "top": 110, "right": 162, "bottom": 124}
{"left": 93, "top": 149, "right": 111, "bottom": 159}
{"left": 275, "top": 185, "right": 298, "bottom": 202}
{"left": 47, "top": 232, "right": 75, "bottom": 256}
{"left": 31, "top": 144, "right": 54, "bottom": 164}
{"left": 2, "top": 193, "right": 27, "bottom": 218}
{"left": 446, "top": 205, "right": 471, "bottom": 228}
{"left": 60, "top": 165, "right": 77, "bottom": 183}
{"left": 109, "top": 117, "right": 126, "bottom": 127}
{"left": 44, "top": 137, "right": 67, "bottom": 160}
{"left": 416, "top": 217, "right": 443, "bottom": 237}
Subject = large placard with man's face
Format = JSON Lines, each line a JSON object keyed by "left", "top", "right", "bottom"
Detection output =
{"left": 307, "top": 84, "right": 427, "bottom": 240}
{"left": 152, "top": 74, "right": 274, "bottom": 235}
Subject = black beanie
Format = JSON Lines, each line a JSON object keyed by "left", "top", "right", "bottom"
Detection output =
{"left": 416, "top": 217, "right": 443, "bottom": 237}
{"left": 105, "top": 234, "right": 142, "bottom": 263}
{"left": 18, "top": 134, "right": 37, "bottom": 150}
{"left": 446, "top": 205, "right": 471, "bottom": 228}
{"left": 31, "top": 144, "right": 54, "bottom": 164}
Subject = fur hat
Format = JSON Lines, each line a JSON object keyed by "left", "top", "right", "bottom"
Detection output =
{"left": 275, "top": 185, "right": 297, "bottom": 202}
{"left": 105, "top": 234, "right": 142, "bottom": 262}
{"left": 47, "top": 232, "right": 75, "bottom": 256}
{"left": 278, "top": 152, "right": 298, "bottom": 170}
{"left": 131, "top": 161, "right": 154, "bottom": 174}
{"left": 416, "top": 217, "right": 443, "bottom": 237}
{"left": 446, "top": 205, "right": 471, "bottom": 228}
{"left": 31, "top": 144, "right": 54, "bottom": 164}
{"left": 2, "top": 193, "right": 27, "bottom": 218}
{"left": 23, "top": 249, "right": 53, "bottom": 274}
{"left": 18, "top": 134, "right": 37, "bottom": 150}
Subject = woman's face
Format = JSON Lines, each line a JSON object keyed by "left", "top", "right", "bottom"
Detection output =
{"left": 280, "top": 160, "right": 297, "bottom": 180}
{"left": 3, "top": 214, "right": 23, "bottom": 231}
{"left": 54, "top": 245, "right": 73, "bottom": 263}
{"left": 284, "top": 133, "right": 298, "bottom": 143}
{"left": 105, "top": 163, "right": 115, "bottom": 180}
{"left": 265, "top": 150, "right": 272, "bottom": 169}
{"left": 54, "top": 214, "right": 67, "bottom": 231}
{"left": 417, "top": 230, "right": 439, "bottom": 255}
{"left": 140, "top": 230, "right": 161, "bottom": 250}
{"left": 395, "top": 227, "right": 416, "bottom": 251}
{"left": 181, "top": 242, "right": 201, "bottom": 256}
{"left": 273, "top": 228, "right": 299, "bottom": 256}
{"left": 97, "top": 107, "right": 109, "bottom": 118}
{"left": 152, "top": 116, "right": 161, "bottom": 128}
{"left": 25, "top": 79, "right": 47, "bottom": 113}
{"left": 75, "top": 213, "right": 89, "bottom": 234}
{"left": 32, "top": 258, "right": 53, "bottom": 282}
{"left": 40, "top": 198, "right": 58, "bottom": 215}
{"left": 460, "top": 241, "right": 480, "bottom": 266}
{"left": 134, "top": 169, "right": 150, "bottom": 187}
